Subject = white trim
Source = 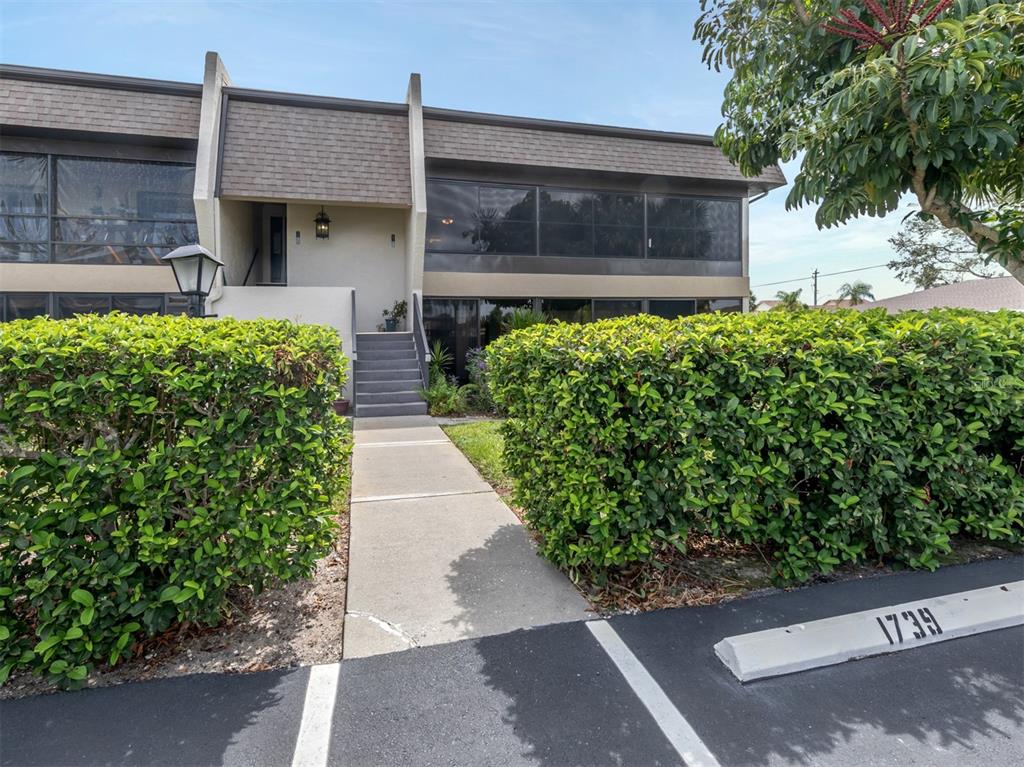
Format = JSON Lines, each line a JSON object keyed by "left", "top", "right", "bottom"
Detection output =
{"left": 586, "top": 620, "right": 720, "bottom": 767}
{"left": 290, "top": 663, "right": 341, "bottom": 767}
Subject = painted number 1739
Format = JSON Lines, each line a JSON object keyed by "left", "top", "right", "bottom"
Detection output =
{"left": 875, "top": 607, "right": 943, "bottom": 645}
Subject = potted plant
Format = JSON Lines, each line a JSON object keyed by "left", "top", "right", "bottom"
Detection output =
{"left": 382, "top": 299, "right": 408, "bottom": 332}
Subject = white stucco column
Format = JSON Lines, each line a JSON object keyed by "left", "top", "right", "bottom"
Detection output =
{"left": 193, "top": 51, "right": 232, "bottom": 289}
{"left": 405, "top": 72, "right": 428, "bottom": 305}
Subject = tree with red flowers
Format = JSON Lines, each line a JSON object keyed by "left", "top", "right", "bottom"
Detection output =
{"left": 695, "top": 0, "right": 1024, "bottom": 284}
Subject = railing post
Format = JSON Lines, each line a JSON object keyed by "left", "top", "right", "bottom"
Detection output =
{"left": 412, "top": 290, "right": 429, "bottom": 390}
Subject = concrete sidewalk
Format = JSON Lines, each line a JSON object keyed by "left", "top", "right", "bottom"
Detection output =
{"left": 344, "top": 415, "right": 589, "bottom": 657}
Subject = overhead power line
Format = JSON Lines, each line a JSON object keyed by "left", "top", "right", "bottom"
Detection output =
{"left": 752, "top": 262, "right": 891, "bottom": 289}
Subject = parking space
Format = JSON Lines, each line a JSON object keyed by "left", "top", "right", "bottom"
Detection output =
{"left": 2, "top": 557, "right": 1021, "bottom": 767}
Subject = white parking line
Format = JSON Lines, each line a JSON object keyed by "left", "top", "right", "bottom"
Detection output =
{"left": 291, "top": 663, "right": 341, "bottom": 767}
{"left": 587, "top": 620, "right": 720, "bottom": 767}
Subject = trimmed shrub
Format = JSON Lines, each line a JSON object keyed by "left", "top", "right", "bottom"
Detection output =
{"left": 488, "top": 310, "right": 1024, "bottom": 581}
{"left": 0, "top": 313, "right": 350, "bottom": 685}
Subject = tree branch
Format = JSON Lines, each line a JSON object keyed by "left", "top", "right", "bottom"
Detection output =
{"left": 793, "top": 0, "right": 812, "bottom": 26}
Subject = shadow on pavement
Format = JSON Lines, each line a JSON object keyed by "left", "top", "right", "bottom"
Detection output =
{"left": 442, "top": 522, "right": 581, "bottom": 637}
{"left": 0, "top": 668, "right": 303, "bottom": 767}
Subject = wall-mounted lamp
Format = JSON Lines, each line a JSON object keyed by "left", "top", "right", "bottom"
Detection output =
{"left": 315, "top": 207, "right": 331, "bottom": 239}
{"left": 441, "top": 217, "right": 454, "bottom": 225}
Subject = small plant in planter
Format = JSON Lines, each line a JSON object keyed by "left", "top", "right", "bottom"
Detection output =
{"left": 382, "top": 300, "right": 408, "bottom": 332}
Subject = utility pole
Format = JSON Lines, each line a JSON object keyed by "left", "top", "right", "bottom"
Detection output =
{"left": 812, "top": 269, "right": 819, "bottom": 307}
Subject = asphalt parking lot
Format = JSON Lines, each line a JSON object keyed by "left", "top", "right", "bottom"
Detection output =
{"left": 2, "top": 556, "right": 1021, "bottom": 767}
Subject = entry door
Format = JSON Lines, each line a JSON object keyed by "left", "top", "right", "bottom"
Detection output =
{"left": 269, "top": 215, "right": 286, "bottom": 284}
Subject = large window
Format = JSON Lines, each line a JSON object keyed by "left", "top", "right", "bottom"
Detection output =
{"left": 0, "top": 154, "right": 49, "bottom": 262}
{"left": 0, "top": 152, "right": 197, "bottom": 265}
{"left": 426, "top": 179, "right": 741, "bottom": 262}
{"left": 0, "top": 293, "right": 187, "bottom": 321}
{"left": 426, "top": 181, "right": 535, "bottom": 255}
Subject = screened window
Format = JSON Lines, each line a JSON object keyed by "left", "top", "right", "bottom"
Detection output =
{"left": 427, "top": 178, "right": 739, "bottom": 262}
{"left": 648, "top": 195, "right": 740, "bottom": 261}
{"left": 539, "top": 190, "right": 643, "bottom": 258}
{"left": 696, "top": 298, "right": 743, "bottom": 313}
{"left": 54, "top": 157, "right": 197, "bottom": 265}
{"left": 0, "top": 152, "right": 197, "bottom": 265}
{"left": 478, "top": 297, "right": 533, "bottom": 346}
{"left": 0, "top": 153, "right": 49, "bottom": 263}
{"left": 647, "top": 299, "right": 697, "bottom": 319}
{"left": 541, "top": 298, "right": 592, "bottom": 324}
{"left": 426, "top": 180, "right": 535, "bottom": 256}
{"left": 0, "top": 293, "right": 49, "bottom": 321}
{"left": 593, "top": 299, "right": 642, "bottom": 320}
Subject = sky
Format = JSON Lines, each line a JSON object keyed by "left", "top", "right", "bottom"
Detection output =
{"left": 0, "top": 0, "right": 929, "bottom": 302}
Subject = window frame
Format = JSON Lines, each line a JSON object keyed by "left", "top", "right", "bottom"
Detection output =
{"left": 0, "top": 150, "right": 197, "bottom": 266}
{"left": 426, "top": 176, "right": 743, "bottom": 263}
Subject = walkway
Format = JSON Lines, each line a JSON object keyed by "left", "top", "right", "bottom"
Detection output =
{"left": 343, "top": 415, "right": 590, "bottom": 658}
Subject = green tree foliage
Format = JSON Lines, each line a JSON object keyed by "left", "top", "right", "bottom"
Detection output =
{"left": 0, "top": 314, "right": 350, "bottom": 685}
{"left": 774, "top": 288, "right": 808, "bottom": 310}
{"left": 889, "top": 213, "right": 1004, "bottom": 287}
{"left": 837, "top": 280, "right": 876, "bottom": 304}
{"left": 488, "top": 311, "right": 1024, "bottom": 582}
{"left": 694, "top": 0, "right": 1024, "bottom": 284}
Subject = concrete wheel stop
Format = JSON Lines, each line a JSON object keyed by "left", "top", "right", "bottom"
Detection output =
{"left": 715, "top": 580, "right": 1024, "bottom": 682}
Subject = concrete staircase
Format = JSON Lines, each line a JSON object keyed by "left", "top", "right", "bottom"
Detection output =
{"left": 354, "top": 332, "right": 428, "bottom": 417}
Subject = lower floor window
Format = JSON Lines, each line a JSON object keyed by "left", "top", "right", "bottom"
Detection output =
{"left": 424, "top": 295, "right": 743, "bottom": 379}
{"left": 0, "top": 292, "right": 188, "bottom": 321}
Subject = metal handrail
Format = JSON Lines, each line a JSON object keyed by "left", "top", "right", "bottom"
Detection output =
{"left": 412, "top": 291, "right": 429, "bottom": 389}
{"left": 350, "top": 289, "right": 358, "bottom": 359}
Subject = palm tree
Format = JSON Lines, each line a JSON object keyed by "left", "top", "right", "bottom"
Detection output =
{"left": 773, "top": 289, "right": 806, "bottom": 311}
{"left": 837, "top": 281, "right": 875, "bottom": 306}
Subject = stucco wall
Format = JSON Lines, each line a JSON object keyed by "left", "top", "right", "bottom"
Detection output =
{"left": 422, "top": 271, "right": 749, "bottom": 299}
{"left": 209, "top": 285, "right": 355, "bottom": 397}
{"left": 217, "top": 199, "right": 255, "bottom": 286}
{"left": 286, "top": 204, "right": 408, "bottom": 332}
{"left": 0, "top": 263, "right": 179, "bottom": 293}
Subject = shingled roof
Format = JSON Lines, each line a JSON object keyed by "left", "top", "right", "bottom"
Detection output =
{"left": 218, "top": 96, "right": 411, "bottom": 205}
{"left": 422, "top": 109, "right": 785, "bottom": 190}
{"left": 0, "top": 66, "right": 201, "bottom": 141}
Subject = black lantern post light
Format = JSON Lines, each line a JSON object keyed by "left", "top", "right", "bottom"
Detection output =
{"left": 161, "top": 244, "right": 224, "bottom": 318}
{"left": 315, "top": 207, "right": 331, "bottom": 239}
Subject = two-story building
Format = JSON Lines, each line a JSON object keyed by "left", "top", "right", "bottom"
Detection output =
{"left": 0, "top": 53, "right": 784, "bottom": 415}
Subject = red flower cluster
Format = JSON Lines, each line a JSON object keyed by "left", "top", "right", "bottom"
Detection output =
{"left": 823, "top": 0, "right": 953, "bottom": 48}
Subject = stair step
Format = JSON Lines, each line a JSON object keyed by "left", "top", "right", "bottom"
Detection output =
{"left": 356, "top": 390, "right": 423, "bottom": 405}
{"left": 356, "top": 332, "right": 413, "bottom": 344}
{"left": 355, "top": 358, "right": 421, "bottom": 371}
{"left": 357, "top": 379, "right": 425, "bottom": 393}
{"left": 357, "top": 348, "right": 418, "bottom": 361}
{"left": 356, "top": 402, "right": 428, "bottom": 418}
{"left": 355, "top": 368, "right": 423, "bottom": 382}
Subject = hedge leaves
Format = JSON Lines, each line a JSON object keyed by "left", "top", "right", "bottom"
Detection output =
{"left": 488, "top": 310, "right": 1024, "bottom": 581}
{"left": 0, "top": 313, "right": 350, "bottom": 685}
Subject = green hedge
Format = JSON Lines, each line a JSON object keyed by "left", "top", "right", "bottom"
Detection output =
{"left": 487, "top": 310, "right": 1024, "bottom": 581}
{"left": 0, "top": 313, "right": 350, "bottom": 685}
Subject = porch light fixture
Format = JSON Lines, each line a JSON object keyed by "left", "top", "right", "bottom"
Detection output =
{"left": 441, "top": 217, "right": 454, "bottom": 225}
{"left": 161, "top": 244, "right": 224, "bottom": 318}
{"left": 315, "top": 207, "right": 331, "bottom": 239}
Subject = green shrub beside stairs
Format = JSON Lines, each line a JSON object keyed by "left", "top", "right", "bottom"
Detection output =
{"left": 0, "top": 313, "right": 350, "bottom": 685}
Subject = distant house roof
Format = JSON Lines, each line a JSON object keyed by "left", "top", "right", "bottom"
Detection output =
{"left": 855, "top": 277, "right": 1024, "bottom": 313}
{"left": 754, "top": 300, "right": 780, "bottom": 312}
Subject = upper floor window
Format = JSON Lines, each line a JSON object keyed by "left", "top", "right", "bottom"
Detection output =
{"left": 0, "top": 152, "right": 197, "bottom": 265}
{"left": 426, "top": 178, "right": 741, "bottom": 262}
